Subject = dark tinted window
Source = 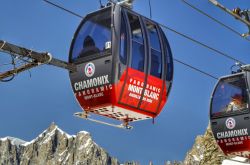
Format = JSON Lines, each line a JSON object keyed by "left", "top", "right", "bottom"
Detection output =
{"left": 71, "top": 9, "right": 111, "bottom": 61}
{"left": 120, "top": 13, "right": 127, "bottom": 65}
{"left": 159, "top": 28, "right": 173, "bottom": 82}
{"left": 128, "top": 13, "right": 144, "bottom": 72}
{"left": 211, "top": 74, "right": 249, "bottom": 117}
{"left": 146, "top": 21, "right": 162, "bottom": 78}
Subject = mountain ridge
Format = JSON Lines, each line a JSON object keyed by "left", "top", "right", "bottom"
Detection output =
{"left": 0, "top": 123, "right": 235, "bottom": 165}
{"left": 0, "top": 122, "right": 119, "bottom": 165}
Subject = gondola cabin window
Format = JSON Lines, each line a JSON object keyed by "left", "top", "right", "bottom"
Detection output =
{"left": 120, "top": 13, "right": 128, "bottom": 65}
{"left": 128, "top": 13, "right": 145, "bottom": 72}
{"left": 71, "top": 9, "right": 111, "bottom": 62}
{"left": 145, "top": 21, "right": 162, "bottom": 78}
{"left": 161, "top": 30, "right": 173, "bottom": 82}
{"left": 211, "top": 74, "right": 249, "bottom": 117}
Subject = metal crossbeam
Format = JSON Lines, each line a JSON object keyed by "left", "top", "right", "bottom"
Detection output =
{"left": 0, "top": 40, "right": 76, "bottom": 80}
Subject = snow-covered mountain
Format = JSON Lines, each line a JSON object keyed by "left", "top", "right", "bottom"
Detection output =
{"left": 0, "top": 123, "right": 120, "bottom": 165}
{"left": 0, "top": 122, "right": 233, "bottom": 165}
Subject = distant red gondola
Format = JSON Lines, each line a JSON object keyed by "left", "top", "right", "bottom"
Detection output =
{"left": 210, "top": 65, "right": 250, "bottom": 157}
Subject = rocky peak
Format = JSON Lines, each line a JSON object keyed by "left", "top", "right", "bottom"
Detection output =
{"left": 183, "top": 125, "right": 230, "bottom": 165}
{"left": 0, "top": 123, "right": 119, "bottom": 165}
{"left": 46, "top": 122, "right": 57, "bottom": 132}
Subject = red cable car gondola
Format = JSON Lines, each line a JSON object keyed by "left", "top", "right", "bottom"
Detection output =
{"left": 69, "top": 3, "right": 173, "bottom": 129}
{"left": 210, "top": 65, "right": 250, "bottom": 157}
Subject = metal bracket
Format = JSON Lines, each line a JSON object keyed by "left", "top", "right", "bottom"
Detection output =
{"left": 74, "top": 112, "right": 133, "bottom": 130}
{"left": 241, "top": 64, "right": 250, "bottom": 71}
{"left": 242, "top": 33, "right": 250, "bottom": 38}
{"left": 116, "top": 0, "right": 134, "bottom": 8}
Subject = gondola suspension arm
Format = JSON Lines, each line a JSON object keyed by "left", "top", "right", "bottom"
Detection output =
{"left": 0, "top": 40, "right": 76, "bottom": 80}
{"left": 209, "top": 0, "right": 250, "bottom": 37}
{"left": 109, "top": 0, "right": 134, "bottom": 8}
{"left": 209, "top": 0, "right": 250, "bottom": 27}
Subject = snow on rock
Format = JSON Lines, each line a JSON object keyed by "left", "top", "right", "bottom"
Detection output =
{"left": 8, "top": 137, "right": 27, "bottom": 146}
{"left": 0, "top": 136, "right": 27, "bottom": 146}
{"left": 62, "top": 153, "right": 71, "bottom": 164}
{"left": 192, "top": 155, "right": 200, "bottom": 162}
{"left": 0, "top": 137, "right": 8, "bottom": 141}
{"left": 83, "top": 138, "right": 92, "bottom": 148}
{"left": 22, "top": 139, "right": 36, "bottom": 147}
{"left": 79, "top": 130, "right": 89, "bottom": 135}
{"left": 57, "top": 127, "right": 73, "bottom": 138}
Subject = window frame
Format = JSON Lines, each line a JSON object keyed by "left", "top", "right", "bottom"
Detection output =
{"left": 144, "top": 19, "right": 164, "bottom": 79}
{"left": 126, "top": 11, "right": 147, "bottom": 73}
{"left": 119, "top": 11, "right": 129, "bottom": 65}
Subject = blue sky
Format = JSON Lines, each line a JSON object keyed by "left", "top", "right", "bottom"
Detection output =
{"left": 0, "top": 0, "right": 250, "bottom": 164}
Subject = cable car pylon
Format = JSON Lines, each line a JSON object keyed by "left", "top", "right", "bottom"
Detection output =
{"left": 209, "top": 0, "right": 250, "bottom": 37}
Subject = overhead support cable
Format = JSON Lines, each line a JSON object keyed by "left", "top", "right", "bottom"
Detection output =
{"left": 181, "top": 0, "right": 250, "bottom": 42}
{"left": 209, "top": 0, "right": 250, "bottom": 27}
{"left": 42, "top": 0, "right": 237, "bottom": 80}
{"left": 43, "top": 0, "right": 83, "bottom": 18}
{"left": 98, "top": 0, "right": 104, "bottom": 8}
{"left": 173, "top": 58, "right": 218, "bottom": 80}
{"left": 209, "top": 0, "right": 250, "bottom": 38}
{"left": 159, "top": 23, "right": 245, "bottom": 65}
{"left": 148, "top": 0, "right": 152, "bottom": 19}
{"left": 42, "top": 0, "right": 246, "bottom": 65}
